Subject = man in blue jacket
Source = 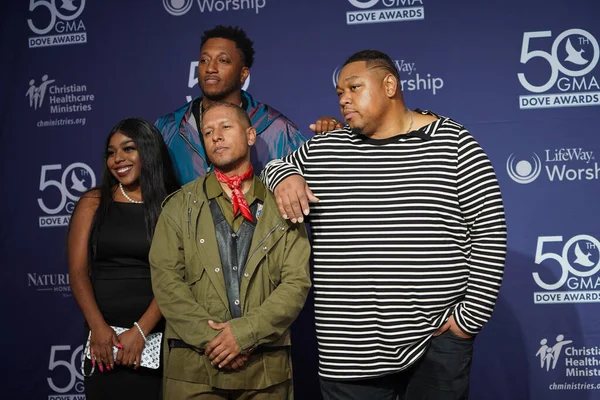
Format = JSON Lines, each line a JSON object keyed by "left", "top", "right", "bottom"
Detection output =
{"left": 155, "top": 25, "right": 307, "bottom": 184}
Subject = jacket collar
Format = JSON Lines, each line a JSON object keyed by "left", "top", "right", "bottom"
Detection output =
{"left": 175, "top": 90, "right": 282, "bottom": 137}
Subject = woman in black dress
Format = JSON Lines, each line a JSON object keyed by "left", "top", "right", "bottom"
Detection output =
{"left": 68, "top": 118, "right": 179, "bottom": 399}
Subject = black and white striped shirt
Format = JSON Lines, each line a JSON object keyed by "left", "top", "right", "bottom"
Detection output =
{"left": 261, "top": 110, "right": 507, "bottom": 380}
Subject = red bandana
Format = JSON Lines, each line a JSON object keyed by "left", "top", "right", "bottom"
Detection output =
{"left": 215, "top": 166, "right": 254, "bottom": 222}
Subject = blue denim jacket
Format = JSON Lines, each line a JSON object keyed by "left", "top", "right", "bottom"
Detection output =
{"left": 155, "top": 91, "right": 306, "bottom": 185}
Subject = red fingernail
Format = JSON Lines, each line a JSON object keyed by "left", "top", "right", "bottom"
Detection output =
{"left": 99, "top": 365, "right": 104, "bottom": 372}
{"left": 116, "top": 344, "right": 123, "bottom": 349}
{"left": 91, "top": 360, "right": 96, "bottom": 367}
{"left": 107, "top": 366, "right": 111, "bottom": 371}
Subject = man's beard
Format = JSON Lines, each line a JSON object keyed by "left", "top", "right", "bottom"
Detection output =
{"left": 350, "top": 127, "right": 363, "bottom": 136}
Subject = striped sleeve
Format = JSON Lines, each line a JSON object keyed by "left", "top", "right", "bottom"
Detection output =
{"left": 260, "top": 132, "right": 320, "bottom": 190}
{"left": 454, "top": 129, "right": 507, "bottom": 335}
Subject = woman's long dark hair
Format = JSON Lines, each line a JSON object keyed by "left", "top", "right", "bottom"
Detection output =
{"left": 88, "top": 118, "right": 179, "bottom": 260}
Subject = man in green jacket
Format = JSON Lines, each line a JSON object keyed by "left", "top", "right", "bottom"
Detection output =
{"left": 149, "top": 101, "right": 311, "bottom": 399}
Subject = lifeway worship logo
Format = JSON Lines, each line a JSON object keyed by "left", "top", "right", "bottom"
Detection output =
{"left": 332, "top": 59, "right": 443, "bottom": 95}
{"left": 346, "top": 0, "right": 424, "bottom": 26}
{"left": 518, "top": 28, "right": 599, "bottom": 109}
{"left": 506, "top": 148, "right": 598, "bottom": 184}
{"left": 38, "top": 163, "right": 96, "bottom": 227}
{"left": 186, "top": 61, "right": 250, "bottom": 102}
{"left": 26, "top": 75, "right": 94, "bottom": 128}
{"left": 28, "top": 0, "right": 87, "bottom": 48}
{"left": 536, "top": 334, "right": 600, "bottom": 379}
{"left": 532, "top": 235, "right": 600, "bottom": 304}
{"left": 163, "top": 0, "right": 266, "bottom": 15}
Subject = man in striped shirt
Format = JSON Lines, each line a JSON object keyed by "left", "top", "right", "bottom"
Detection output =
{"left": 260, "top": 50, "right": 507, "bottom": 400}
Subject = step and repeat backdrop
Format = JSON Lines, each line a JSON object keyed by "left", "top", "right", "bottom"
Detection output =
{"left": 1, "top": 0, "right": 599, "bottom": 398}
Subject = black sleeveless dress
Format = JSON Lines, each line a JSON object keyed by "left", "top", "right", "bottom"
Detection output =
{"left": 83, "top": 202, "right": 163, "bottom": 399}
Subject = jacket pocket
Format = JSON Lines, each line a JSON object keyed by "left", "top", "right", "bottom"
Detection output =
{"left": 184, "top": 263, "right": 205, "bottom": 286}
{"left": 266, "top": 254, "right": 282, "bottom": 287}
{"left": 206, "top": 301, "right": 229, "bottom": 322}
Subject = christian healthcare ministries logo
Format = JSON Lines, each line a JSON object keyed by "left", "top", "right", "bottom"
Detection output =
{"left": 332, "top": 59, "right": 443, "bottom": 95}
{"left": 28, "top": 0, "right": 87, "bottom": 48}
{"left": 537, "top": 334, "right": 573, "bottom": 372}
{"left": 532, "top": 235, "right": 600, "bottom": 304}
{"left": 345, "top": 0, "right": 424, "bottom": 26}
{"left": 163, "top": 0, "right": 266, "bottom": 15}
{"left": 535, "top": 334, "right": 600, "bottom": 384}
{"left": 518, "top": 29, "right": 599, "bottom": 109}
{"left": 506, "top": 148, "right": 598, "bottom": 184}
{"left": 185, "top": 62, "right": 250, "bottom": 102}
{"left": 26, "top": 75, "right": 94, "bottom": 128}
{"left": 38, "top": 163, "right": 96, "bottom": 227}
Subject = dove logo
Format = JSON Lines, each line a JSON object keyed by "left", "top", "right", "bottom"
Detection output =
{"left": 518, "top": 28, "right": 600, "bottom": 109}
{"left": 185, "top": 61, "right": 250, "bottom": 102}
{"left": 69, "top": 171, "right": 87, "bottom": 192}
{"left": 38, "top": 163, "right": 96, "bottom": 228}
{"left": 574, "top": 243, "right": 595, "bottom": 267}
{"left": 565, "top": 38, "right": 589, "bottom": 66}
{"left": 533, "top": 235, "right": 600, "bottom": 304}
{"left": 506, "top": 153, "right": 542, "bottom": 184}
{"left": 27, "top": 0, "right": 87, "bottom": 48}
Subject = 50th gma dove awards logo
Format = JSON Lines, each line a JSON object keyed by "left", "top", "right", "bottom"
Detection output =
{"left": 27, "top": 0, "right": 87, "bottom": 48}
{"left": 185, "top": 62, "right": 250, "bottom": 102}
{"left": 345, "top": 0, "right": 424, "bottom": 25}
{"left": 163, "top": 0, "right": 266, "bottom": 15}
{"left": 532, "top": 235, "right": 600, "bottom": 304}
{"left": 332, "top": 58, "right": 443, "bottom": 95}
{"left": 38, "top": 163, "right": 96, "bottom": 227}
{"left": 45, "top": 344, "right": 86, "bottom": 399}
{"left": 518, "top": 28, "right": 599, "bottom": 109}
{"left": 506, "top": 148, "right": 598, "bottom": 184}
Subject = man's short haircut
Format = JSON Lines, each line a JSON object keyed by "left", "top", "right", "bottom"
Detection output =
{"left": 203, "top": 101, "right": 252, "bottom": 129}
{"left": 201, "top": 25, "right": 255, "bottom": 69}
{"left": 343, "top": 50, "right": 400, "bottom": 82}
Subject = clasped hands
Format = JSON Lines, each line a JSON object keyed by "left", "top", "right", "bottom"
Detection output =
{"left": 205, "top": 320, "right": 251, "bottom": 370}
{"left": 89, "top": 324, "right": 145, "bottom": 372}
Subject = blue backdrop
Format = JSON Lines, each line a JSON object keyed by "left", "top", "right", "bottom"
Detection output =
{"left": 1, "top": 0, "right": 599, "bottom": 398}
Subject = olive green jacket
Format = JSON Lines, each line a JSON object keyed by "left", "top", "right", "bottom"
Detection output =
{"left": 149, "top": 175, "right": 311, "bottom": 390}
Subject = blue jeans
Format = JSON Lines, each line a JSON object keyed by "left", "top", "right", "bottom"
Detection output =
{"left": 320, "top": 330, "right": 474, "bottom": 400}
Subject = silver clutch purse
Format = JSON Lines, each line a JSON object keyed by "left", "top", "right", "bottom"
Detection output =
{"left": 81, "top": 326, "right": 162, "bottom": 376}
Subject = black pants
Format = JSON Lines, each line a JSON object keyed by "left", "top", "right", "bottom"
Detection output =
{"left": 320, "top": 330, "right": 474, "bottom": 400}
